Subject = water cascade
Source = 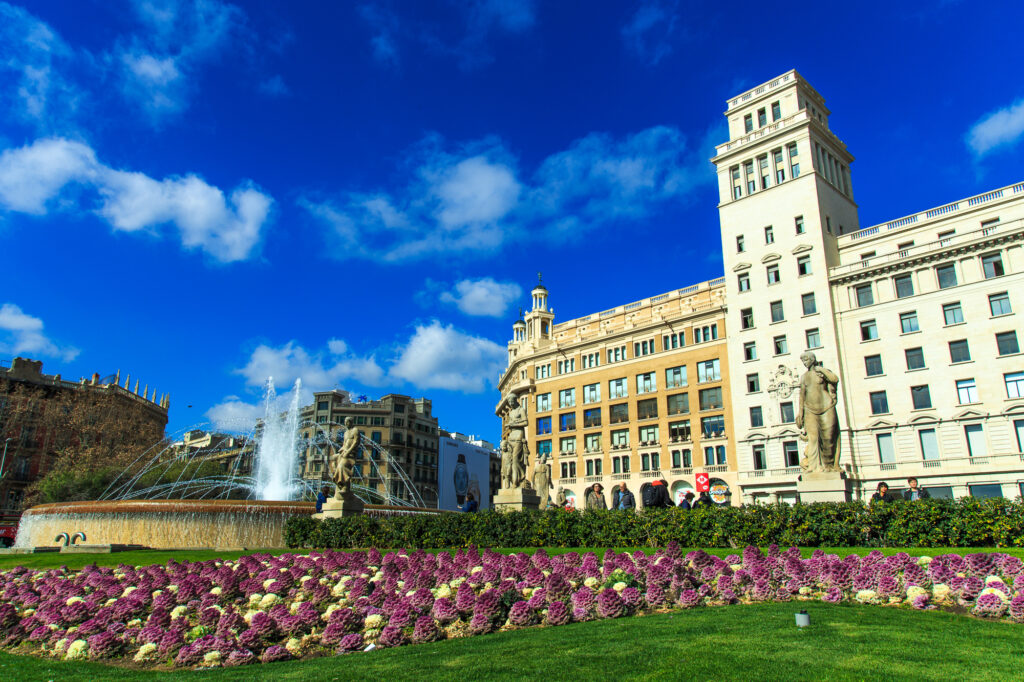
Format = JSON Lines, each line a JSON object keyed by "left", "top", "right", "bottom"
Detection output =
{"left": 253, "top": 377, "right": 302, "bottom": 500}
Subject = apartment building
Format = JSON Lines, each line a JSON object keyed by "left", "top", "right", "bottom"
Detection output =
{"left": 297, "top": 391, "right": 440, "bottom": 506}
{"left": 498, "top": 279, "right": 735, "bottom": 507}
{"left": 500, "top": 69, "right": 1024, "bottom": 505}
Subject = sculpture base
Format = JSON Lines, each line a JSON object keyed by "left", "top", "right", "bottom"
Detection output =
{"left": 493, "top": 487, "right": 541, "bottom": 512}
{"left": 313, "top": 495, "right": 365, "bottom": 519}
{"left": 797, "top": 471, "right": 851, "bottom": 503}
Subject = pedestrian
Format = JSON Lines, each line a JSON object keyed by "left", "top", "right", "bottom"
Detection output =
{"left": 693, "top": 491, "right": 713, "bottom": 508}
{"left": 586, "top": 483, "right": 607, "bottom": 510}
{"left": 644, "top": 479, "right": 673, "bottom": 508}
{"left": 617, "top": 483, "right": 636, "bottom": 510}
{"left": 461, "top": 492, "right": 478, "bottom": 512}
{"left": 678, "top": 491, "right": 694, "bottom": 509}
{"left": 315, "top": 487, "right": 327, "bottom": 513}
{"left": 870, "top": 481, "right": 896, "bottom": 504}
{"left": 902, "top": 477, "right": 931, "bottom": 501}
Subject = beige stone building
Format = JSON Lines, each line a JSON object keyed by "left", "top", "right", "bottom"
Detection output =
{"left": 498, "top": 279, "right": 735, "bottom": 507}
{"left": 297, "top": 391, "right": 440, "bottom": 506}
{"left": 500, "top": 69, "right": 1024, "bottom": 505}
{"left": 715, "top": 70, "right": 1024, "bottom": 502}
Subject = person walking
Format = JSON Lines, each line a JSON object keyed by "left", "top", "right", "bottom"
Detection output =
{"left": 616, "top": 483, "right": 636, "bottom": 510}
{"left": 586, "top": 483, "right": 607, "bottom": 510}
{"left": 903, "top": 477, "right": 931, "bottom": 501}
{"left": 461, "top": 492, "right": 478, "bottom": 512}
{"left": 643, "top": 479, "right": 673, "bottom": 508}
{"left": 315, "top": 487, "right": 328, "bottom": 513}
{"left": 693, "top": 491, "right": 713, "bottom": 508}
{"left": 678, "top": 491, "right": 694, "bottom": 509}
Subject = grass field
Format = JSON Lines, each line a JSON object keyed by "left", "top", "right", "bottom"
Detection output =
{"left": 2, "top": 545, "right": 1023, "bottom": 572}
{"left": 0, "top": 601, "right": 1020, "bottom": 681}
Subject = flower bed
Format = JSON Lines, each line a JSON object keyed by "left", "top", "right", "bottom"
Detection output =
{"left": 0, "top": 544, "right": 1021, "bottom": 668}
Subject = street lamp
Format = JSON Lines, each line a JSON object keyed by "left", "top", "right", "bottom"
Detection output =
{"left": 0, "top": 437, "right": 12, "bottom": 481}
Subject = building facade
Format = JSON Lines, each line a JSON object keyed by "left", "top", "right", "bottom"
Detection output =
{"left": 0, "top": 356, "right": 169, "bottom": 520}
{"left": 297, "top": 391, "right": 440, "bottom": 506}
{"left": 498, "top": 279, "right": 735, "bottom": 507}
{"left": 500, "top": 70, "right": 1024, "bottom": 505}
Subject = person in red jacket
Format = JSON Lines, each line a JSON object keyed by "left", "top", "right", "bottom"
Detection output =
{"left": 644, "top": 479, "right": 673, "bottom": 508}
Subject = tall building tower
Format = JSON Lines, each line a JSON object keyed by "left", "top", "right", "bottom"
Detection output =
{"left": 712, "top": 70, "right": 860, "bottom": 503}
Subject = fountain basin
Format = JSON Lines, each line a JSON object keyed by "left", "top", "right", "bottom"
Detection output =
{"left": 14, "top": 499, "right": 445, "bottom": 549}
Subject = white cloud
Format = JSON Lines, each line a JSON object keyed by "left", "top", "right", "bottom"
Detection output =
{"left": 621, "top": 2, "right": 679, "bottom": 66}
{"left": 966, "top": 98, "right": 1024, "bottom": 157}
{"left": 205, "top": 394, "right": 265, "bottom": 430}
{"left": 0, "top": 2, "right": 82, "bottom": 130}
{"left": 0, "top": 303, "right": 79, "bottom": 362}
{"left": 0, "top": 137, "right": 273, "bottom": 262}
{"left": 389, "top": 321, "right": 505, "bottom": 392}
{"left": 303, "top": 125, "right": 710, "bottom": 261}
{"left": 439, "top": 278, "right": 522, "bottom": 317}
{"left": 115, "top": 0, "right": 246, "bottom": 121}
{"left": 234, "top": 340, "right": 385, "bottom": 391}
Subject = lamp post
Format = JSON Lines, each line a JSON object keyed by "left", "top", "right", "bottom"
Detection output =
{"left": 0, "top": 437, "right": 12, "bottom": 481}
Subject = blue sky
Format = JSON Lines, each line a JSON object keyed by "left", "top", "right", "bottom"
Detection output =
{"left": 1, "top": 0, "right": 1023, "bottom": 442}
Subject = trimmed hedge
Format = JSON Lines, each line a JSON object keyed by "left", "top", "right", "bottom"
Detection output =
{"left": 284, "top": 498, "right": 1024, "bottom": 550}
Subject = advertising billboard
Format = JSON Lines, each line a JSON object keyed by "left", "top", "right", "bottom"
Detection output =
{"left": 438, "top": 437, "right": 493, "bottom": 511}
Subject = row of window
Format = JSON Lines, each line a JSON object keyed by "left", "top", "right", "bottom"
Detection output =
{"left": 535, "top": 361, "right": 722, "bottom": 411}
{"left": 562, "top": 445, "right": 729, "bottom": 478}
{"left": 873, "top": 419, "right": 1024, "bottom": 465}
{"left": 742, "top": 100, "right": 782, "bottom": 133}
{"left": 736, "top": 215, "right": 806, "bottom": 253}
{"left": 729, "top": 143, "right": 800, "bottom": 200}
{"left": 868, "top": 373, "right": 1024, "bottom": 415}
{"left": 814, "top": 141, "right": 851, "bottom": 198}
{"left": 537, "top": 392, "right": 726, "bottom": 434}
{"left": 741, "top": 292, "right": 818, "bottom": 330}
{"left": 854, "top": 253, "right": 1006, "bottom": 309}
{"left": 740, "top": 327, "right": 822, "bottom": 362}
{"left": 538, "top": 416, "right": 729, "bottom": 454}
{"left": 863, "top": 332, "right": 1020, "bottom": 379}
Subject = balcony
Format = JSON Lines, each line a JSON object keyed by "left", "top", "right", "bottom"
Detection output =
{"left": 584, "top": 475, "right": 602, "bottom": 483}
{"left": 640, "top": 470, "right": 662, "bottom": 479}
{"left": 560, "top": 477, "right": 577, "bottom": 485}
{"left": 611, "top": 473, "right": 631, "bottom": 481}
{"left": 670, "top": 467, "right": 693, "bottom": 476}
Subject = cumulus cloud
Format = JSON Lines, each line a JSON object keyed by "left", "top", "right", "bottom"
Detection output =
{"left": 389, "top": 321, "right": 506, "bottom": 392}
{"left": 966, "top": 98, "right": 1024, "bottom": 157}
{"left": 621, "top": 1, "right": 679, "bottom": 66}
{"left": 439, "top": 278, "right": 522, "bottom": 317}
{"left": 0, "top": 137, "right": 273, "bottom": 262}
{"left": 233, "top": 340, "right": 385, "bottom": 390}
{"left": 205, "top": 394, "right": 265, "bottom": 430}
{"left": 303, "top": 125, "right": 711, "bottom": 261}
{"left": 0, "top": 303, "right": 79, "bottom": 362}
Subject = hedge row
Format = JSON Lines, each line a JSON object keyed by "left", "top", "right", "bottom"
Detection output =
{"left": 284, "top": 498, "right": 1024, "bottom": 550}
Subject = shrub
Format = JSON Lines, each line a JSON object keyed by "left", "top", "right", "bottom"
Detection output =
{"left": 284, "top": 499, "right": 1024, "bottom": 550}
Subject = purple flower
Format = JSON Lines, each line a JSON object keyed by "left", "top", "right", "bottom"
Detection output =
{"left": 225, "top": 648, "right": 255, "bottom": 666}
{"left": 677, "top": 589, "right": 701, "bottom": 608}
{"left": 546, "top": 600, "right": 571, "bottom": 626}
{"left": 912, "top": 594, "right": 929, "bottom": 610}
{"left": 388, "top": 605, "right": 414, "bottom": 628}
{"left": 469, "top": 611, "right": 492, "bottom": 635}
{"left": 337, "top": 633, "right": 363, "bottom": 653}
{"left": 596, "top": 590, "right": 624, "bottom": 619}
{"left": 620, "top": 587, "right": 642, "bottom": 610}
{"left": 960, "top": 576, "right": 984, "bottom": 600}
{"left": 158, "top": 629, "right": 185, "bottom": 658}
{"left": 972, "top": 593, "right": 1008, "bottom": 618}
{"left": 1008, "top": 593, "right": 1024, "bottom": 623}
{"left": 260, "top": 645, "right": 292, "bottom": 663}
{"left": 509, "top": 601, "right": 534, "bottom": 626}
{"left": 249, "top": 612, "right": 278, "bottom": 640}
{"left": 379, "top": 624, "right": 407, "bottom": 648}
{"left": 455, "top": 582, "right": 476, "bottom": 614}
{"left": 412, "top": 615, "right": 440, "bottom": 644}
{"left": 644, "top": 586, "right": 667, "bottom": 607}
{"left": 237, "top": 629, "right": 264, "bottom": 653}
{"left": 174, "top": 643, "right": 205, "bottom": 667}
{"left": 822, "top": 587, "right": 843, "bottom": 604}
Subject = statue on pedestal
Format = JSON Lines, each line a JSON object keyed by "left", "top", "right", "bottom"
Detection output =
{"left": 795, "top": 351, "right": 841, "bottom": 473}
{"left": 329, "top": 416, "right": 361, "bottom": 500}
{"left": 499, "top": 439, "right": 513, "bottom": 489}
{"left": 499, "top": 393, "right": 530, "bottom": 489}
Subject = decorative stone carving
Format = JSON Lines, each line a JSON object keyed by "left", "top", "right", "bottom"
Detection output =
{"left": 795, "top": 351, "right": 841, "bottom": 473}
{"left": 496, "top": 393, "right": 530, "bottom": 489}
{"left": 329, "top": 417, "right": 361, "bottom": 500}
{"left": 766, "top": 363, "right": 801, "bottom": 400}
{"left": 532, "top": 453, "right": 550, "bottom": 504}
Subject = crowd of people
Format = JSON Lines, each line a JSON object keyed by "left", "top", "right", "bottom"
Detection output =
{"left": 582, "top": 481, "right": 715, "bottom": 510}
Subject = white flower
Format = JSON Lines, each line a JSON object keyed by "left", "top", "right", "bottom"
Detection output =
{"left": 299, "top": 576, "right": 312, "bottom": 584}
{"left": 243, "top": 610, "right": 258, "bottom": 624}
{"left": 917, "top": 556, "right": 933, "bottom": 566}
{"left": 104, "top": 599, "right": 117, "bottom": 607}
{"left": 612, "top": 582, "right": 627, "bottom": 593}
{"left": 449, "top": 577, "right": 466, "bottom": 588}
{"left": 259, "top": 594, "right": 280, "bottom": 609}
{"left": 979, "top": 587, "right": 1010, "bottom": 603}
{"left": 133, "top": 643, "right": 158, "bottom": 662}
{"left": 249, "top": 593, "right": 263, "bottom": 604}
{"left": 331, "top": 582, "right": 347, "bottom": 597}
{"left": 262, "top": 579, "right": 276, "bottom": 590}
{"left": 65, "top": 639, "right": 88, "bottom": 661}
{"left": 888, "top": 596, "right": 902, "bottom": 605}
{"left": 932, "top": 584, "right": 951, "bottom": 602}
{"left": 798, "top": 587, "right": 813, "bottom": 596}
{"left": 65, "top": 597, "right": 84, "bottom": 606}
{"left": 906, "top": 586, "right": 928, "bottom": 601}
{"left": 202, "top": 651, "right": 222, "bottom": 666}
{"left": 984, "top": 576, "right": 1004, "bottom": 586}
{"left": 152, "top": 590, "right": 163, "bottom": 598}
{"left": 285, "top": 637, "right": 302, "bottom": 654}
{"left": 121, "top": 586, "right": 137, "bottom": 597}
{"left": 365, "top": 614, "right": 383, "bottom": 629}
{"left": 523, "top": 588, "right": 534, "bottom": 598}
{"left": 584, "top": 577, "right": 599, "bottom": 589}
{"left": 854, "top": 590, "right": 878, "bottom": 603}
{"left": 210, "top": 587, "right": 223, "bottom": 596}
{"left": 323, "top": 604, "right": 340, "bottom": 621}
{"left": 170, "top": 605, "right": 188, "bottom": 619}
{"left": 127, "top": 619, "right": 142, "bottom": 628}
{"left": 470, "top": 567, "right": 483, "bottom": 575}
{"left": 166, "top": 584, "right": 179, "bottom": 593}
{"left": 406, "top": 590, "right": 417, "bottom": 597}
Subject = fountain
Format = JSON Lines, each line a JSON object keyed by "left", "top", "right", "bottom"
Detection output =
{"left": 11, "top": 378, "right": 439, "bottom": 551}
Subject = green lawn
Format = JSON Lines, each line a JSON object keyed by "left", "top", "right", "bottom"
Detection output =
{"left": 3, "top": 545, "right": 1023, "bottom": 572}
{"left": 1, "top": 602, "right": 1020, "bottom": 681}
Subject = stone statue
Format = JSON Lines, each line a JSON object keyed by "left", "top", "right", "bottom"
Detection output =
{"left": 329, "top": 417, "right": 361, "bottom": 499}
{"left": 532, "top": 453, "right": 550, "bottom": 503}
{"left": 499, "top": 439, "right": 513, "bottom": 489}
{"left": 795, "top": 351, "right": 840, "bottom": 473}
{"left": 501, "top": 393, "right": 529, "bottom": 488}
{"left": 555, "top": 489, "right": 567, "bottom": 508}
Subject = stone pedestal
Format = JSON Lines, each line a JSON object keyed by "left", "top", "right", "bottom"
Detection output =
{"left": 797, "top": 471, "right": 851, "bottom": 503}
{"left": 493, "top": 487, "right": 541, "bottom": 512}
{"left": 313, "top": 495, "right": 365, "bottom": 519}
